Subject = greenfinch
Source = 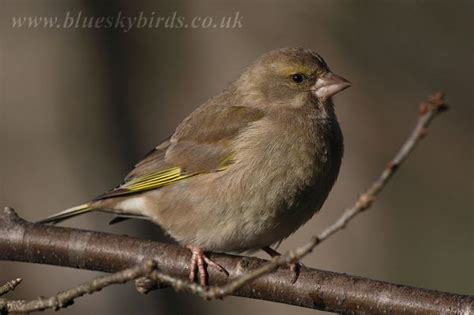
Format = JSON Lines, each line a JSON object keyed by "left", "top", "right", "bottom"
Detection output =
{"left": 39, "top": 47, "right": 351, "bottom": 285}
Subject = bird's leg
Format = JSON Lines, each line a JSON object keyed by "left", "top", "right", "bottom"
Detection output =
{"left": 261, "top": 246, "right": 302, "bottom": 283}
{"left": 186, "top": 245, "right": 228, "bottom": 286}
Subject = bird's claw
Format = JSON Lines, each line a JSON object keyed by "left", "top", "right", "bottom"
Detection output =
{"left": 289, "top": 261, "right": 302, "bottom": 284}
{"left": 187, "top": 245, "right": 228, "bottom": 286}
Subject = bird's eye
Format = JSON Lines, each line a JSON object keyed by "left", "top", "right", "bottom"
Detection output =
{"left": 291, "top": 73, "right": 305, "bottom": 83}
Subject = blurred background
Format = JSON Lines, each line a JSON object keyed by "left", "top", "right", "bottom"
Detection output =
{"left": 1, "top": 0, "right": 473, "bottom": 314}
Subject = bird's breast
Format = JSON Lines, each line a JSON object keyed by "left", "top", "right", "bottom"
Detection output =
{"left": 219, "top": 111, "right": 343, "bottom": 249}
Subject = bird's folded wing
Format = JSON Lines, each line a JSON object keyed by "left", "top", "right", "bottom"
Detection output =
{"left": 94, "top": 105, "right": 265, "bottom": 200}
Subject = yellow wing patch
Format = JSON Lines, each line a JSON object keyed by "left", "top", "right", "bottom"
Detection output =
{"left": 122, "top": 167, "right": 196, "bottom": 192}
{"left": 95, "top": 155, "right": 234, "bottom": 200}
{"left": 121, "top": 154, "right": 234, "bottom": 193}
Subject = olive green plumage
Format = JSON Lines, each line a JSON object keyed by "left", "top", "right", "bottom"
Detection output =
{"left": 39, "top": 47, "right": 350, "bottom": 254}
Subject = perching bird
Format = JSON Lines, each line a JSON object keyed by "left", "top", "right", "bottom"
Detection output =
{"left": 38, "top": 47, "right": 350, "bottom": 285}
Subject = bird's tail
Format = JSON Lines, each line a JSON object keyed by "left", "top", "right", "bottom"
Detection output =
{"left": 36, "top": 203, "right": 93, "bottom": 225}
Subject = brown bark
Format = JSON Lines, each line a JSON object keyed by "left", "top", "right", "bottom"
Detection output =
{"left": 1, "top": 207, "right": 472, "bottom": 314}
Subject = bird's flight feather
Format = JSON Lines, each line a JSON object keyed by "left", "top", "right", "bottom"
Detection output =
{"left": 94, "top": 105, "right": 265, "bottom": 200}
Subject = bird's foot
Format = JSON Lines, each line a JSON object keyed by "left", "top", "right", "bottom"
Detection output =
{"left": 186, "top": 245, "right": 228, "bottom": 286}
{"left": 262, "top": 246, "right": 302, "bottom": 284}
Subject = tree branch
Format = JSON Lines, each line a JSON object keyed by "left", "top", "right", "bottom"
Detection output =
{"left": 0, "top": 260, "right": 156, "bottom": 313}
{"left": 0, "top": 279, "right": 22, "bottom": 297}
{"left": 1, "top": 93, "right": 472, "bottom": 314}
{"left": 1, "top": 208, "right": 472, "bottom": 314}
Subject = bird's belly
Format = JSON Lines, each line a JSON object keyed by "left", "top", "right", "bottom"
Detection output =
{"left": 218, "top": 193, "right": 323, "bottom": 252}
{"left": 150, "top": 159, "right": 332, "bottom": 252}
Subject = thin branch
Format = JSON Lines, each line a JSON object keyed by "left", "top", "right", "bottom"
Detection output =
{"left": 1, "top": 93, "right": 470, "bottom": 314}
{"left": 0, "top": 279, "right": 22, "bottom": 297}
{"left": 0, "top": 262, "right": 155, "bottom": 313}
{"left": 0, "top": 260, "right": 213, "bottom": 313}
{"left": 317, "top": 92, "right": 449, "bottom": 241}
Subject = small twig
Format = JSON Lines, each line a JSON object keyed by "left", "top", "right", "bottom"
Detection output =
{"left": 0, "top": 279, "right": 22, "bottom": 297}
{"left": 0, "top": 261, "right": 250, "bottom": 313}
{"left": 0, "top": 259, "right": 220, "bottom": 313}
{"left": 317, "top": 92, "right": 448, "bottom": 241}
{"left": 0, "top": 261, "right": 158, "bottom": 313}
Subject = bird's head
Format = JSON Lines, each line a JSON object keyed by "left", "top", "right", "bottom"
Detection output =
{"left": 235, "top": 47, "right": 351, "bottom": 108}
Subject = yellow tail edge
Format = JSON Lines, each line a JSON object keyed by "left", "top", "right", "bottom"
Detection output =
{"left": 36, "top": 203, "right": 92, "bottom": 225}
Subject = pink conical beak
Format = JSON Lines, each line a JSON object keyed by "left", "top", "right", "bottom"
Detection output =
{"left": 312, "top": 72, "right": 351, "bottom": 98}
